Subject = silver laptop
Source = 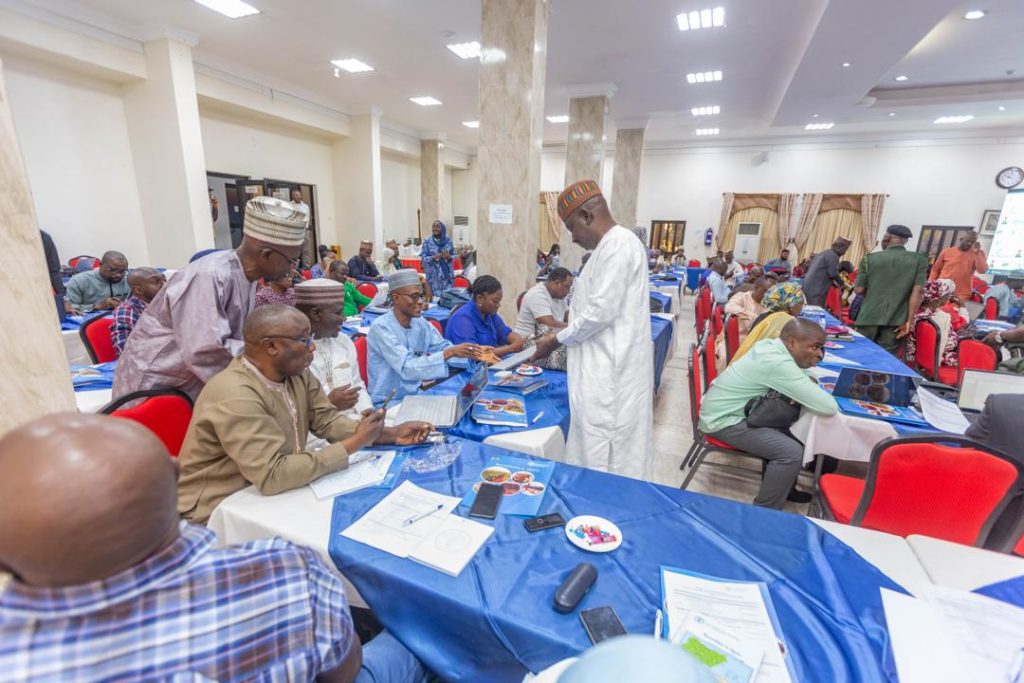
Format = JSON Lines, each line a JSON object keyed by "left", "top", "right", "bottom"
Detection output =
{"left": 397, "top": 363, "right": 489, "bottom": 427}
{"left": 491, "top": 346, "right": 536, "bottom": 371}
{"left": 958, "top": 369, "right": 1024, "bottom": 423}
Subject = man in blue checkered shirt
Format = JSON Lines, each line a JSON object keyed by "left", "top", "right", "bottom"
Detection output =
{"left": 0, "top": 413, "right": 430, "bottom": 682}
{"left": 109, "top": 267, "right": 165, "bottom": 357}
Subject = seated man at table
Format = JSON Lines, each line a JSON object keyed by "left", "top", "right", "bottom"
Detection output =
{"left": 515, "top": 268, "right": 572, "bottom": 337}
{"left": 706, "top": 259, "right": 730, "bottom": 305}
{"left": 446, "top": 275, "right": 526, "bottom": 357}
{"left": 177, "top": 304, "right": 432, "bottom": 524}
{"left": 348, "top": 240, "right": 383, "bottom": 282}
{"left": 0, "top": 413, "right": 430, "bottom": 682}
{"left": 716, "top": 276, "right": 768, "bottom": 365}
{"left": 367, "top": 269, "right": 478, "bottom": 404}
{"left": 765, "top": 248, "right": 792, "bottom": 275}
{"left": 328, "top": 259, "right": 374, "bottom": 315}
{"left": 699, "top": 318, "right": 838, "bottom": 509}
{"left": 110, "top": 267, "right": 166, "bottom": 356}
{"left": 65, "top": 250, "right": 130, "bottom": 314}
{"left": 983, "top": 271, "right": 1024, "bottom": 319}
{"left": 294, "top": 278, "right": 371, "bottom": 419}
{"left": 983, "top": 323, "right": 1024, "bottom": 373}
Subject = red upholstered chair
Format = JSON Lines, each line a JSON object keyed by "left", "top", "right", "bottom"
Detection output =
{"left": 724, "top": 314, "right": 740, "bottom": 365}
{"left": 825, "top": 286, "right": 842, "bottom": 318}
{"left": 454, "top": 275, "right": 471, "bottom": 289}
{"left": 353, "top": 336, "right": 369, "bottom": 384}
{"left": 452, "top": 257, "right": 463, "bottom": 271}
{"left": 913, "top": 318, "right": 957, "bottom": 385}
{"left": 712, "top": 304, "right": 725, "bottom": 336}
{"left": 817, "top": 435, "right": 1024, "bottom": 545}
{"left": 429, "top": 319, "right": 444, "bottom": 335}
{"left": 301, "top": 269, "right": 313, "bottom": 280}
{"left": 957, "top": 341, "right": 998, "bottom": 386}
{"left": 688, "top": 259, "right": 701, "bottom": 267}
{"left": 356, "top": 282, "right": 378, "bottom": 300}
{"left": 101, "top": 389, "right": 194, "bottom": 457}
{"left": 699, "top": 330, "right": 718, "bottom": 390}
{"left": 69, "top": 255, "right": 99, "bottom": 269}
{"left": 972, "top": 276, "right": 988, "bottom": 296}
{"left": 79, "top": 315, "right": 117, "bottom": 363}
{"left": 984, "top": 297, "right": 998, "bottom": 320}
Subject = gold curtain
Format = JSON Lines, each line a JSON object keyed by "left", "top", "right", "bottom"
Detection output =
{"left": 720, "top": 206, "right": 780, "bottom": 263}
{"left": 806, "top": 209, "right": 866, "bottom": 266}
{"left": 539, "top": 192, "right": 561, "bottom": 249}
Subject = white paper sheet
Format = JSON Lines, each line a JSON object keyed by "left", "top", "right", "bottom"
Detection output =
{"left": 308, "top": 451, "right": 396, "bottom": 500}
{"left": 408, "top": 514, "right": 493, "bottom": 576}
{"left": 340, "top": 481, "right": 461, "bottom": 558}
{"left": 821, "top": 352, "right": 862, "bottom": 367}
{"left": 916, "top": 386, "right": 969, "bottom": 434}
{"left": 662, "top": 569, "right": 793, "bottom": 683}
{"left": 881, "top": 588, "right": 971, "bottom": 683}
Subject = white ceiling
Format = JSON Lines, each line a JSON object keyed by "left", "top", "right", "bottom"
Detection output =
{"left": 18, "top": 0, "right": 1024, "bottom": 149}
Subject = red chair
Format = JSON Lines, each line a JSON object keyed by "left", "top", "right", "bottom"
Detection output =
{"left": 353, "top": 336, "right": 369, "bottom": 384}
{"left": 101, "top": 389, "right": 194, "bottom": 457}
{"left": 688, "top": 259, "right": 701, "bottom": 267}
{"left": 452, "top": 257, "right": 463, "bottom": 271}
{"left": 983, "top": 297, "right": 998, "bottom": 320}
{"left": 301, "top": 269, "right": 313, "bottom": 280}
{"left": 69, "top": 255, "right": 99, "bottom": 269}
{"left": 429, "top": 319, "right": 444, "bottom": 335}
{"left": 400, "top": 258, "right": 424, "bottom": 273}
{"left": 79, "top": 314, "right": 117, "bottom": 363}
{"left": 454, "top": 275, "right": 471, "bottom": 288}
{"left": 825, "top": 286, "right": 842, "bottom": 318}
{"left": 972, "top": 276, "right": 988, "bottom": 296}
{"left": 817, "top": 435, "right": 1024, "bottom": 545}
{"left": 913, "top": 318, "right": 957, "bottom": 385}
{"left": 711, "top": 304, "right": 725, "bottom": 336}
{"left": 957, "top": 340, "right": 998, "bottom": 385}
{"left": 356, "top": 282, "right": 378, "bottom": 300}
{"left": 724, "top": 314, "right": 740, "bottom": 365}
{"left": 695, "top": 287, "right": 712, "bottom": 334}
{"left": 699, "top": 329, "right": 717, "bottom": 390}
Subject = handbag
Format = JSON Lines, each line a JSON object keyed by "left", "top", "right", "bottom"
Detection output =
{"left": 744, "top": 390, "right": 802, "bottom": 429}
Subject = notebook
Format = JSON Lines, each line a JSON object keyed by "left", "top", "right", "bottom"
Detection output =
{"left": 408, "top": 514, "right": 494, "bottom": 577}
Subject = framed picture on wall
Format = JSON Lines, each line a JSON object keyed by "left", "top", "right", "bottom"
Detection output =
{"left": 980, "top": 209, "right": 1000, "bottom": 235}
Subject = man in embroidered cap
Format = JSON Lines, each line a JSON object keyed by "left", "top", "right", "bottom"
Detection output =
{"left": 114, "top": 196, "right": 310, "bottom": 401}
{"left": 531, "top": 180, "right": 654, "bottom": 480}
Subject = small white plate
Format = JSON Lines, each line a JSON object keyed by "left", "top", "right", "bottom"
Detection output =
{"left": 516, "top": 365, "right": 543, "bottom": 376}
{"left": 565, "top": 515, "right": 622, "bottom": 553}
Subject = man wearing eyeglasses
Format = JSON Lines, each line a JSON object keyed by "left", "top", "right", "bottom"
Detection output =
{"left": 65, "top": 250, "right": 131, "bottom": 314}
{"left": 177, "top": 305, "right": 432, "bottom": 524}
{"left": 114, "top": 197, "right": 310, "bottom": 401}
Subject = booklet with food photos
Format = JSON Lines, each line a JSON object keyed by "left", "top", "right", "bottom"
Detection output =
{"left": 471, "top": 392, "right": 529, "bottom": 427}
{"left": 460, "top": 454, "right": 555, "bottom": 516}
{"left": 490, "top": 374, "right": 548, "bottom": 395}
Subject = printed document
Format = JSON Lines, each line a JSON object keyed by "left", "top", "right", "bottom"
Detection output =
{"left": 340, "top": 481, "right": 460, "bottom": 558}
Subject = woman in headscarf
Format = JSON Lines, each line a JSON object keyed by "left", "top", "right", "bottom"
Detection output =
{"left": 904, "top": 278, "right": 968, "bottom": 366}
{"left": 729, "top": 282, "right": 806, "bottom": 363}
{"left": 420, "top": 220, "right": 454, "bottom": 299}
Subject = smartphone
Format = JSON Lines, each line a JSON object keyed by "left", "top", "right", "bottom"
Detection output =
{"left": 468, "top": 483, "right": 503, "bottom": 519}
{"left": 524, "top": 512, "right": 566, "bottom": 532}
{"left": 579, "top": 606, "right": 628, "bottom": 645}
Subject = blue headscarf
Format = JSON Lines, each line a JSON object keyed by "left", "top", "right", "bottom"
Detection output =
{"left": 431, "top": 221, "right": 449, "bottom": 244}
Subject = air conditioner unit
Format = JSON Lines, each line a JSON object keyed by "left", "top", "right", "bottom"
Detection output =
{"left": 733, "top": 222, "right": 762, "bottom": 263}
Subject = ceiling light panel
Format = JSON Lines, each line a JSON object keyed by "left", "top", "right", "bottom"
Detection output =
{"left": 805, "top": 122, "right": 835, "bottom": 130}
{"left": 462, "top": 120, "right": 479, "bottom": 128}
{"left": 695, "top": 128, "right": 719, "bottom": 136}
{"left": 546, "top": 115, "right": 570, "bottom": 123}
{"left": 410, "top": 96, "right": 443, "bottom": 106}
{"left": 691, "top": 105, "right": 720, "bottom": 116}
{"left": 894, "top": 75, "right": 909, "bottom": 82}
{"left": 193, "top": 0, "right": 260, "bottom": 18}
{"left": 677, "top": 7, "right": 725, "bottom": 31}
{"left": 934, "top": 115, "right": 974, "bottom": 124}
{"left": 963, "top": 10, "right": 987, "bottom": 19}
{"left": 686, "top": 70, "right": 723, "bottom": 84}
{"left": 330, "top": 58, "right": 373, "bottom": 73}
{"left": 446, "top": 41, "right": 481, "bottom": 59}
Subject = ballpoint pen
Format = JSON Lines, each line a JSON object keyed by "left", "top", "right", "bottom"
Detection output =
{"left": 654, "top": 609, "right": 663, "bottom": 639}
{"left": 531, "top": 411, "right": 545, "bottom": 424}
{"left": 402, "top": 503, "right": 444, "bottom": 527}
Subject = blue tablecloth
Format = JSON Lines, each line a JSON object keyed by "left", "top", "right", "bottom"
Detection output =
{"left": 974, "top": 319, "right": 1015, "bottom": 333}
{"left": 70, "top": 362, "right": 117, "bottom": 391}
{"left": 650, "top": 315, "right": 673, "bottom": 391}
{"left": 685, "top": 266, "right": 704, "bottom": 294}
{"left": 61, "top": 315, "right": 85, "bottom": 331}
{"left": 975, "top": 575, "right": 1024, "bottom": 608}
{"left": 328, "top": 440, "right": 901, "bottom": 682}
{"left": 815, "top": 311, "right": 918, "bottom": 377}
{"left": 649, "top": 291, "right": 671, "bottom": 313}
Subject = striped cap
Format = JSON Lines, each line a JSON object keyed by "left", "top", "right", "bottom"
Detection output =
{"left": 293, "top": 278, "right": 344, "bottom": 306}
{"left": 243, "top": 196, "right": 309, "bottom": 246}
{"left": 558, "top": 179, "right": 603, "bottom": 221}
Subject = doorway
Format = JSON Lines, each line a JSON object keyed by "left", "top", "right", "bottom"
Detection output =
{"left": 650, "top": 220, "right": 686, "bottom": 253}
{"left": 916, "top": 226, "right": 974, "bottom": 268}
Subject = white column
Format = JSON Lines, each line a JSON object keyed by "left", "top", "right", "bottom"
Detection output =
{"left": 610, "top": 123, "right": 647, "bottom": 232}
{"left": 332, "top": 107, "right": 384, "bottom": 259}
{"left": 420, "top": 137, "right": 445, "bottom": 233}
{"left": 123, "top": 38, "right": 213, "bottom": 267}
{"left": 0, "top": 58, "right": 75, "bottom": 436}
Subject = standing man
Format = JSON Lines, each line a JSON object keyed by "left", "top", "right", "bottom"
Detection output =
{"left": 65, "top": 250, "right": 130, "bottom": 314}
{"left": 348, "top": 240, "right": 383, "bottom": 282}
{"left": 110, "top": 268, "right": 166, "bottom": 356}
{"left": 531, "top": 180, "right": 653, "bottom": 480}
{"left": 764, "top": 248, "right": 793, "bottom": 275}
{"left": 289, "top": 188, "right": 309, "bottom": 215}
{"left": 930, "top": 230, "right": 988, "bottom": 313}
{"left": 113, "top": 197, "right": 308, "bottom": 401}
{"left": 852, "top": 224, "right": 929, "bottom": 354}
{"left": 802, "top": 237, "right": 851, "bottom": 306}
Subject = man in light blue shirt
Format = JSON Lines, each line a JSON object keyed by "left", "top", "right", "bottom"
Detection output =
{"left": 983, "top": 271, "right": 1024, "bottom": 318}
{"left": 699, "top": 318, "right": 837, "bottom": 509}
{"left": 367, "top": 270, "right": 477, "bottom": 404}
{"left": 705, "top": 259, "right": 730, "bottom": 305}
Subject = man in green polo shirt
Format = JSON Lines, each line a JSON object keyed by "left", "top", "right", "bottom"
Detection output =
{"left": 327, "top": 259, "right": 373, "bottom": 316}
{"left": 853, "top": 224, "right": 929, "bottom": 354}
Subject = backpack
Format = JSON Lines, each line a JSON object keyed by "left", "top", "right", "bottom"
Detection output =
{"left": 437, "top": 287, "right": 471, "bottom": 310}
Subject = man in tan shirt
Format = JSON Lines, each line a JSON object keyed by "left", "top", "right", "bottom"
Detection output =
{"left": 930, "top": 230, "right": 988, "bottom": 302}
{"left": 177, "top": 305, "right": 431, "bottom": 524}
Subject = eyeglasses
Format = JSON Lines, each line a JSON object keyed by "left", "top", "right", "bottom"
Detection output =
{"left": 395, "top": 291, "right": 424, "bottom": 302}
{"left": 263, "top": 335, "right": 314, "bottom": 349}
{"left": 265, "top": 246, "right": 301, "bottom": 269}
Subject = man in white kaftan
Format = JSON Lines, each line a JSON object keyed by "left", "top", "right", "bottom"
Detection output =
{"left": 532, "top": 180, "right": 654, "bottom": 480}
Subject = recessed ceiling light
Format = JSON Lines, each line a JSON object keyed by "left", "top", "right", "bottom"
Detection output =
{"left": 812, "top": 113, "right": 819, "bottom": 118}
{"left": 841, "top": 62, "right": 851, "bottom": 68}
{"left": 410, "top": 96, "right": 442, "bottom": 106}
{"left": 193, "top": 0, "right": 259, "bottom": 18}
{"left": 686, "top": 70, "right": 723, "bottom": 84}
{"left": 998, "top": 105, "right": 1007, "bottom": 111}
{"left": 546, "top": 115, "right": 570, "bottom": 123}
{"left": 462, "top": 120, "right": 479, "bottom": 128}
{"left": 805, "top": 122, "right": 835, "bottom": 130}
{"left": 330, "top": 58, "right": 373, "bottom": 73}
{"left": 934, "top": 115, "right": 974, "bottom": 124}
{"left": 963, "top": 9, "right": 987, "bottom": 20}
{"left": 691, "top": 105, "right": 720, "bottom": 116}
{"left": 695, "top": 128, "right": 719, "bottom": 136}
{"left": 446, "top": 41, "right": 481, "bottom": 59}
{"left": 888, "top": 112, "right": 896, "bottom": 117}
{"left": 676, "top": 7, "right": 725, "bottom": 31}
{"left": 894, "top": 75, "right": 909, "bottom": 82}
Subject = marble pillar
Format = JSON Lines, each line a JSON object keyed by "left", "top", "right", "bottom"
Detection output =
{"left": 610, "top": 126, "right": 647, "bottom": 232}
{"left": 123, "top": 38, "right": 213, "bottom": 267}
{"left": 0, "top": 58, "right": 76, "bottom": 436}
{"left": 476, "top": 0, "right": 549, "bottom": 323}
{"left": 562, "top": 92, "right": 611, "bottom": 270}
{"left": 420, "top": 138, "right": 445, "bottom": 232}
{"left": 332, "top": 108, "right": 384, "bottom": 259}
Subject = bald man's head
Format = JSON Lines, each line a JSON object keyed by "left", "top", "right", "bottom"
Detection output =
{"left": 242, "top": 305, "right": 314, "bottom": 378}
{"left": 780, "top": 318, "right": 826, "bottom": 369}
{"left": 127, "top": 267, "right": 166, "bottom": 303}
{"left": 0, "top": 413, "right": 179, "bottom": 586}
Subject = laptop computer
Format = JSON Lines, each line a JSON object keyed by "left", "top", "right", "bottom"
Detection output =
{"left": 831, "top": 367, "right": 931, "bottom": 427}
{"left": 396, "top": 362, "right": 489, "bottom": 427}
{"left": 957, "top": 369, "right": 1024, "bottom": 426}
{"left": 491, "top": 346, "right": 536, "bottom": 371}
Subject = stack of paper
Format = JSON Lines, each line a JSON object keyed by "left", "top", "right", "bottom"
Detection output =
{"left": 341, "top": 481, "right": 493, "bottom": 576}
{"left": 309, "top": 451, "right": 397, "bottom": 500}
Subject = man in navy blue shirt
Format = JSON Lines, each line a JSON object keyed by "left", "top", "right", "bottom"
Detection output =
{"left": 347, "top": 240, "right": 382, "bottom": 282}
{"left": 446, "top": 275, "right": 525, "bottom": 357}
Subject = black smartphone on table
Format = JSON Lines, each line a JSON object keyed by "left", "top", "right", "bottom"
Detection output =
{"left": 468, "top": 483, "right": 503, "bottom": 519}
{"left": 524, "top": 512, "right": 566, "bottom": 532}
{"left": 579, "top": 606, "right": 628, "bottom": 644}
